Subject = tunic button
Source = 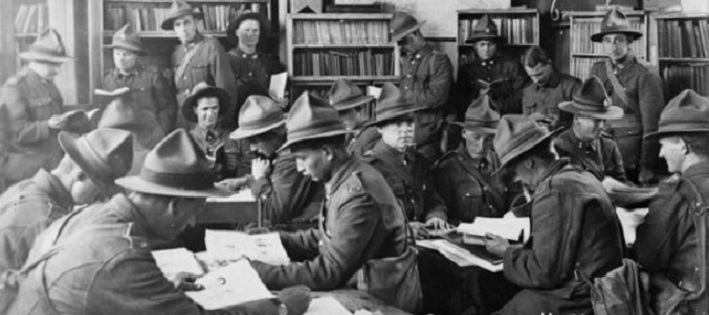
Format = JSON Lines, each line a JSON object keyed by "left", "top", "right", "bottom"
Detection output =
{"left": 185, "top": 89, "right": 190, "bottom": 94}
{"left": 183, "top": 76, "right": 187, "bottom": 80}
{"left": 406, "top": 74, "right": 412, "bottom": 78}
{"left": 404, "top": 86, "right": 409, "bottom": 90}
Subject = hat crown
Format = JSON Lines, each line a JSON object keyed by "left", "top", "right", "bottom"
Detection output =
{"left": 493, "top": 115, "right": 550, "bottom": 165}
{"left": 287, "top": 92, "right": 344, "bottom": 137}
{"left": 113, "top": 24, "right": 138, "bottom": 41}
{"left": 239, "top": 95, "right": 284, "bottom": 127}
{"left": 390, "top": 12, "right": 419, "bottom": 35}
{"left": 601, "top": 7, "right": 631, "bottom": 31}
{"left": 660, "top": 89, "right": 709, "bottom": 126}
{"left": 98, "top": 98, "right": 139, "bottom": 130}
{"left": 29, "top": 28, "right": 67, "bottom": 57}
{"left": 473, "top": 15, "right": 498, "bottom": 35}
{"left": 375, "top": 82, "right": 415, "bottom": 117}
{"left": 143, "top": 129, "right": 213, "bottom": 177}
{"left": 573, "top": 76, "right": 610, "bottom": 109}
{"left": 83, "top": 129, "right": 134, "bottom": 178}
{"left": 465, "top": 95, "right": 500, "bottom": 123}
{"left": 329, "top": 79, "right": 364, "bottom": 105}
{"left": 170, "top": 0, "right": 193, "bottom": 13}
{"left": 190, "top": 82, "right": 215, "bottom": 98}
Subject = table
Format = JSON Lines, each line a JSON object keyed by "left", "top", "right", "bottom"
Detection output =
{"left": 311, "top": 290, "right": 411, "bottom": 315}
{"left": 199, "top": 190, "right": 259, "bottom": 225}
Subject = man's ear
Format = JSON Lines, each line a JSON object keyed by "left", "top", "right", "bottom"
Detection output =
{"left": 167, "top": 198, "right": 180, "bottom": 217}
{"left": 323, "top": 145, "right": 335, "bottom": 161}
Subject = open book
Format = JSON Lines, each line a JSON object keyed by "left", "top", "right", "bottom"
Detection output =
{"left": 94, "top": 86, "right": 130, "bottom": 97}
{"left": 205, "top": 230, "right": 290, "bottom": 266}
{"left": 269, "top": 72, "right": 288, "bottom": 100}
{"left": 476, "top": 78, "right": 507, "bottom": 90}
{"left": 418, "top": 239, "right": 503, "bottom": 272}
{"left": 457, "top": 216, "right": 531, "bottom": 245}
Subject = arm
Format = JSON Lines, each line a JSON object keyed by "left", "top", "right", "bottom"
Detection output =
{"left": 279, "top": 228, "right": 322, "bottom": 262}
{"left": 494, "top": 61, "right": 528, "bottom": 115}
{"left": 412, "top": 54, "right": 453, "bottom": 111}
{"left": 608, "top": 139, "right": 629, "bottom": 183}
{"left": 210, "top": 42, "right": 238, "bottom": 130}
{"left": 424, "top": 165, "right": 447, "bottom": 222}
{"left": 152, "top": 70, "right": 177, "bottom": 133}
{"left": 0, "top": 82, "right": 51, "bottom": 145}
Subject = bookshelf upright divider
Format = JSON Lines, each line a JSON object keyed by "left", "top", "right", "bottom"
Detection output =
{"left": 656, "top": 12, "right": 709, "bottom": 98}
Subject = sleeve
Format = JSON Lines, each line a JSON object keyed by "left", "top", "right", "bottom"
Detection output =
{"left": 251, "top": 193, "right": 381, "bottom": 290}
{"left": 279, "top": 228, "right": 322, "bottom": 261}
{"left": 412, "top": 54, "right": 453, "bottom": 111}
{"left": 432, "top": 161, "right": 455, "bottom": 218}
{"left": 151, "top": 71, "right": 177, "bottom": 133}
{"left": 608, "top": 139, "right": 628, "bottom": 182}
{"left": 0, "top": 81, "right": 51, "bottom": 145}
{"left": 87, "top": 250, "right": 281, "bottom": 315}
{"left": 424, "top": 165, "right": 448, "bottom": 222}
{"left": 638, "top": 72, "right": 666, "bottom": 173}
{"left": 210, "top": 43, "right": 239, "bottom": 130}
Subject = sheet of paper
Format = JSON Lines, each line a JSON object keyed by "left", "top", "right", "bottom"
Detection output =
{"left": 304, "top": 297, "right": 352, "bottom": 315}
{"left": 94, "top": 86, "right": 130, "bottom": 96}
{"left": 151, "top": 248, "right": 204, "bottom": 277}
{"left": 366, "top": 86, "right": 382, "bottom": 99}
{"left": 207, "top": 188, "right": 256, "bottom": 203}
{"left": 269, "top": 72, "right": 288, "bottom": 100}
{"left": 418, "top": 239, "right": 503, "bottom": 272}
{"left": 186, "top": 259, "right": 274, "bottom": 310}
{"left": 205, "top": 230, "right": 290, "bottom": 266}
{"left": 457, "top": 217, "right": 531, "bottom": 242}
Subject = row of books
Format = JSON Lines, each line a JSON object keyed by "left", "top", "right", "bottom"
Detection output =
{"left": 14, "top": 4, "right": 48, "bottom": 34}
{"left": 571, "top": 57, "right": 605, "bottom": 80}
{"left": 658, "top": 19, "right": 709, "bottom": 59}
{"left": 570, "top": 19, "right": 645, "bottom": 55}
{"left": 662, "top": 64, "right": 709, "bottom": 98}
{"left": 293, "top": 20, "right": 391, "bottom": 45}
{"left": 458, "top": 16, "right": 538, "bottom": 44}
{"left": 292, "top": 49, "right": 395, "bottom": 77}
{"left": 104, "top": 3, "right": 266, "bottom": 32}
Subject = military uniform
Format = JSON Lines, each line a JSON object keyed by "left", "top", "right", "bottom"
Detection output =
{"left": 103, "top": 63, "right": 177, "bottom": 133}
{"left": 0, "top": 68, "right": 64, "bottom": 184}
{"left": 363, "top": 140, "right": 447, "bottom": 223}
{"left": 7, "top": 193, "right": 281, "bottom": 315}
{"left": 399, "top": 43, "right": 453, "bottom": 161}
{"left": 172, "top": 33, "right": 238, "bottom": 130}
{"left": 189, "top": 125, "right": 250, "bottom": 182}
{"left": 433, "top": 146, "right": 507, "bottom": 224}
{"left": 554, "top": 129, "right": 627, "bottom": 182}
{"left": 228, "top": 48, "right": 285, "bottom": 109}
{"left": 455, "top": 55, "right": 528, "bottom": 116}
{"left": 0, "top": 169, "right": 72, "bottom": 275}
{"left": 347, "top": 125, "right": 380, "bottom": 159}
{"left": 251, "top": 157, "right": 407, "bottom": 291}
{"left": 522, "top": 72, "right": 581, "bottom": 130}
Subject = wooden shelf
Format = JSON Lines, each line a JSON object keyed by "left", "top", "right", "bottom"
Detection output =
{"left": 459, "top": 43, "right": 538, "bottom": 47}
{"left": 656, "top": 12, "right": 709, "bottom": 20}
{"left": 291, "top": 76, "right": 399, "bottom": 82}
{"left": 292, "top": 43, "right": 394, "bottom": 48}
{"left": 659, "top": 57, "right": 709, "bottom": 63}
{"left": 457, "top": 8, "right": 538, "bottom": 15}
{"left": 288, "top": 13, "right": 393, "bottom": 20}
{"left": 566, "top": 10, "right": 645, "bottom": 18}
{"left": 103, "top": 31, "right": 226, "bottom": 38}
{"left": 104, "top": 0, "right": 267, "bottom": 3}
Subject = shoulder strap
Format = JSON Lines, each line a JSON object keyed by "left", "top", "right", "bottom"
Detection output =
{"left": 175, "top": 41, "right": 204, "bottom": 83}
{"left": 604, "top": 60, "right": 640, "bottom": 115}
{"left": 678, "top": 178, "right": 707, "bottom": 301}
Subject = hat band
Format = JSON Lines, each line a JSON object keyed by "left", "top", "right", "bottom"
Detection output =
{"left": 140, "top": 168, "right": 215, "bottom": 191}
{"left": 658, "top": 120, "right": 709, "bottom": 131}
{"left": 571, "top": 98, "right": 608, "bottom": 112}
{"left": 375, "top": 102, "right": 416, "bottom": 118}
{"left": 288, "top": 120, "right": 345, "bottom": 141}
{"left": 239, "top": 111, "right": 284, "bottom": 131}
{"left": 111, "top": 38, "right": 143, "bottom": 49}
{"left": 464, "top": 120, "right": 498, "bottom": 129}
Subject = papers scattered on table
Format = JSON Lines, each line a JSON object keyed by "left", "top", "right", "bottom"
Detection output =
{"left": 205, "top": 230, "right": 290, "bottom": 266}
{"left": 186, "top": 259, "right": 274, "bottom": 310}
{"left": 304, "top": 297, "right": 352, "bottom": 315}
{"left": 269, "top": 72, "right": 288, "bottom": 100}
{"left": 418, "top": 239, "right": 503, "bottom": 272}
{"left": 151, "top": 247, "right": 204, "bottom": 278}
{"left": 457, "top": 217, "right": 531, "bottom": 243}
{"left": 206, "top": 188, "right": 255, "bottom": 203}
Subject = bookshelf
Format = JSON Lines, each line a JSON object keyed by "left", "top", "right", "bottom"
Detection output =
{"left": 286, "top": 13, "right": 400, "bottom": 102}
{"left": 568, "top": 11, "right": 648, "bottom": 80}
{"left": 656, "top": 12, "right": 709, "bottom": 98}
{"left": 456, "top": 9, "right": 540, "bottom": 67}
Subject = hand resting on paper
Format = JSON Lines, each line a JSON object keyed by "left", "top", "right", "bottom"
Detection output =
{"left": 425, "top": 217, "right": 451, "bottom": 231}
{"left": 169, "top": 272, "right": 204, "bottom": 291}
{"left": 278, "top": 285, "right": 312, "bottom": 315}
{"left": 216, "top": 176, "right": 250, "bottom": 192}
{"left": 484, "top": 233, "right": 510, "bottom": 258}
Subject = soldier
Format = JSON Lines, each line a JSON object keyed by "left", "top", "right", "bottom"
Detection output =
{"left": 486, "top": 115, "right": 624, "bottom": 314}
{"left": 434, "top": 95, "right": 508, "bottom": 225}
{"left": 162, "top": 0, "right": 238, "bottom": 130}
{"left": 589, "top": 7, "right": 665, "bottom": 184}
{"left": 521, "top": 45, "right": 581, "bottom": 130}
{"left": 390, "top": 12, "right": 453, "bottom": 161}
{"left": 0, "top": 129, "right": 132, "bottom": 276}
{"left": 103, "top": 24, "right": 177, "bottom": 134}
{"left": 554, "top": 76, "right": 627, "bottom": 182}
{"left": 5, "top": 129, "right": 311, "bottom": 315}
{"left": 362, "top": 83, "right": 449, "bottom": 235}
{"left": 635, "top": 89, "right": 709, "bottom": 313}
{"left": 454, "top": 15, "right": 529, "bottom": 117}
{"left": 224, "top": 94, "right": 323, "bottom": 230}
{"left": 327, "top": 79, "right": 379, "bottom": 158}
{"left": 249, "top": 92, "right": 413, "bottom": 312}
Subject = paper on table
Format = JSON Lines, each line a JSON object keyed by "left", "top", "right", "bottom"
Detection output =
{"left": 186, "top": 259, "right": 274, "bottom": 310}
{"left": 207, "top": 188, "right": 255, "bottom": 203}
{"left": 94, "top": 86, "right": 130, "bottom": 96}
{"left": 304, "top": 297, "right": 352, "bottom": 315}
{"left": 418, "top": 239, "right": 503, "bottom": 272}
{"left": 151, "top": 248, "right": 204, "bottom": 277}
{"left": 269, "top": 72, "right": 288, "bottom": 100}
{"left": 205, "top": 230, "right": 290, "bottom": 266}
{"left": 366, "top": 86, "right": 382, "bottom": 99}
{"left": 457, "top": 217, "right": 531, "bottom": 243}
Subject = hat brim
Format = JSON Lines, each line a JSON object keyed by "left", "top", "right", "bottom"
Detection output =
{"left": 226, "top": 13, "right": 271, "bottom": 46}
{"left": 644, "top": 128, "right": 709, "bottom": 140}
{"left": 390, "top": 21, "right": 426, "bottom": 43}
{"left": 182, "top": 87, "right": 231, "bottom": 122}
{"left": 558, "top": 101, "right": 624, "bottom": 120}
{"left": 104, "top": 43, "right": 147, "bottom": 56}
{"left": 229, "top": 120, "right": 285, "bottom": 140}
{"left": 464, "top": 34, "right": 507, "bottom": 44}
{"left": 59, "top": 132, "right": 121, "bottom": 197}
{"left": 498, "top": 127, "right": 564, "bottom": 170}
{"left": 161, "top": 11, "right": 205, "bottom": 31}
{"left": 590, "top": 30, "right": 643, "bottom": 43}
{"left": 278, "top": 129, "right": 355, "bottom": 152}
{"left": 115, "top": 175, "right": 231, "bottom": 198}
{"left": 365, "top": 106, "right": 424, "bottom": 128}
{"left": 334, "top": 95, "right": 374, "bottom": 112}
{"left": 19, "top": 51, "right": 73, "bottom": 63}
{"left": 451, "top": 122, "right": 497, "bottom": 134}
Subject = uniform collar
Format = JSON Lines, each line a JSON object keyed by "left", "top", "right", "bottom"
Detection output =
{"left": 612, "top": 55, "right": 635, "bottom": 71}
{"left": 232, "top": 47, "right": 260, "bottom": 59}
{"left": 192, "top": 124, "right": 225, "bottom": 142}
{"left": 108, "top": 193, "right": 155, "bottom": 242}
{"left": 25, "top": 67, "right": 53, "bottom": 85}
{"left": 32, "top": 169, "right": 74, "bottom": 211}
{"left": 682, "top": 162, "right": 709, "bottom": 179}
{"left": 538, "top": 158, "right": 571, "bottom": 187}
{"left": 325, "top": 156, "right": 358, "bottom": 196}
{"left": 373, "top": 139, "right": 407, "bottom": 162}
{"left": 112, "top": 63, "right": 143, "bottom": 78}
{"left": 563, "top": 128, "right": 598, "bottom": 152}
{"left": 477, "top": 55, "right": 499, "bottom": 67}
{"left": 408, "top": 43, "right": 434, "bottom": 60}
{"left": 457, "top": 144, "right": 489, "bottom": 170}
{"left": 184, "top": 33, "right": 204, "bottom": 51}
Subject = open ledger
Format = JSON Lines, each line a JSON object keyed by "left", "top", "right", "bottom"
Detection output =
{"left": 269, "top": 72, "right": 288, "bottom": 100}
{"left": 457, "top": 216, "right": 531, "bottom": 245}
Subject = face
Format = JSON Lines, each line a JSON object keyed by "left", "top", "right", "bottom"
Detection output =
{"left": 113, "top": 48, "right": 138, "bottom": 73}
{"left": 293, "top": 148, "right": 332, "bottom": 182}
{"left": 573, "top": 116, "right": 606, "bottom": 140}
{"left": 511, "top": 159, "right": 534, "bottom": 187}
{"left": 194, "top": 97, "right": 220, "bottom": 129}
{"left": 378, "top": 119, "right": 415, "bottom": 152}
{"left": 474, "top": 40, "right": 497, "bottom": 61}
{"left": 462, "top": 129, "right": 493, "bottom": 159}
{"left": 248, "top": 132, "right": 282, "bottom": 157}
{"left": 29, "top": 61, "right": 61, "bottom": 79}
{"left": 339, "top": 108, "right": 364, "bottom": 131}
{"left": 173, "top": 15, "right": 198, "bottom": 43}
{"left": 397, "top": 33, "right": 418, "bottom": 55}
{"left": 603, "top": 34, "right": 630, "bottom": 61}
{"left": 524, "top": 62, "right": 554, "bottom": 86}
{"left": 172, "top": 197, "right": 206, "bottom": 232}
{"left": 659, "top": 137, "right": 686, "bottom": 174}
{"left": 237, "top": 19, "right": 261, "bottom": 47}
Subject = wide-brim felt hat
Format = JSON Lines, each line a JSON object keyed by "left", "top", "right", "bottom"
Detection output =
{"left": 104, "top": 24, "right": 146, "bottom": 55}
{"left": 645, "top": 89, "right": 709, "bottom": 139}
{"left": 591, "top": 7, "right": 643, "bottom": 42}
{"left": 558, "top": 76, "right": 624, "bottom": 120}
{"left": 329, "top": 79, "right": 374, "bottom": 112}
{"left": 116, "top": 129, "right": 230, "bottom": 198}
{"left": 451, "top": 95, "right": 500, "bottom": 134}
{"left": 19, "top": 28, "right": 73, "bottom": 63}
{"left": 182, "top": 82, "right": 231, "bottom": 123}
{"left": 464, "top": 15, "right": 506, "bottom": 44}
{"left": 494, "top": 114, "right": 563, "bottom": 169}
{"left": 161, "top": 0, "right": 205, "bottom": 31}
{"left": 98, "top": 98, "right": 144, "bottom": 131}
{"left": 366, "top": 82, "right": 423, "bottom": 127}
{"left": 226, "top": 12, "right": 271, "bottom": 46}
{"left": 230, "top": 95, "right": 285, "bottom": 140}
{"left": 59, "top": 128, "right": 133, "bottom": 197}
{"left": 390, "top": 12, "right": 426, "bottom": 43}
{"left": 279, "top": 92, "right": 353, "bottom": 151}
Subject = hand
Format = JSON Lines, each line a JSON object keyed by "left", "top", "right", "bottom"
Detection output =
{"left": 216, "top": 176, "right": 250, "bottom": 192}
{"left": 425, "top": 217, "right": 451, "bottom": 231}
{"left": 278, "top": 285, "right": 312, "bottom": 315}
{"left": 251, "top": 158, "right": 271, "bottom": 180}
{"left": 409, "top": 222, "right": 429, "bottom": 239}
{"left": 47, "top": 115, "right": 66, "bottom": 130}
{"left": 244, "top": 222, "right": 271, "bottom": 235}
{"left": 168, "top": 272, "right": 203, "bottom": 291}
{"left": 484, "top": 233, "right": 510, "bottom": 257}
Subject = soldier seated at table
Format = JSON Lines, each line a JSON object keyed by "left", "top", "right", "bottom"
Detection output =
{"left": 554, "top": 76, "right": 628, "bottom": 183}
{"left": 362, "top": 82, "right": 449, "bottom": 236}
{"left": 328, "top": 79, "right": 380, "bottom": 158}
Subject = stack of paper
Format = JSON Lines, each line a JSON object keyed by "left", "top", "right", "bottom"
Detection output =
{"left": 151, "top": 248, "right": 204, "bottom": 278}
{"left": 457, "top": 217, "right": 531, "bottom": 243}
{"left": 418, "top": 239, "right": 503, "bottom": 272}
{"left": 186, "top": 259, "right": 274, "bottom": 310}
{"left": 205, "top": 230, "right": 291, "bottom": 266}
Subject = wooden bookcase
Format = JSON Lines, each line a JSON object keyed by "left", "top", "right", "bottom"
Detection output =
{"left": 457, "top": 8, "right": 540, "bottom": 67}
{"left": 568, "top": 10, "right": 647, "bottom": 80}
{"left": 285, "top": 13, "right": 400, "bottom": 103}
{"left": 656, "top": 12, "right": 709, "bottom": 98}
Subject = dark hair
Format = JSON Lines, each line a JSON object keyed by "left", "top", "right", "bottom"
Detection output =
{"left": 508, "top": 138, "right": 556, "bottom": 168}
{"left": 290, "top": 134, "right": 347, "bottom": 152}
{"left": 522, "top": 45, "right": 552, "bottom": 68}
{"left": 681, "top": 133, "right": 709, "bottom": 157}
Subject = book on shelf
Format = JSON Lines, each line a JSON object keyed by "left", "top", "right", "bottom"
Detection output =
{"left": 571, "top": 57, "right": 605, "bottom": 80}
{"left": 292, "top": 19, "right": 390, "bottom": 45}
{"left": 293, "top": 49, "right": 394, "bottom": 77}
{"left": 14, "top": 3, "right": 48, "bottom": 35}
{"left": 662, "top": 64, "right": 709, "bottom": 97}
{"left": 458, "top": 15, "right": 538, "bottom": 44}
{"left": 658, "top": 19, "right": 709, "bottom": 58}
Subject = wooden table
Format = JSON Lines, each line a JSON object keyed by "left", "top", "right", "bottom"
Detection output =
{"left": 311, "top": 290, "right": 411, "bottom": 315}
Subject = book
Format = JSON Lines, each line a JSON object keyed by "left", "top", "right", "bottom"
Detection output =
{"left": 457, "top": 216, "right": 531, "bottom": 243}
{"left": 204, "top": 230, "right": 290, "bottom": 266}
{"left": 151, "top": 247, "right": 205, "bottom": 278}
{"left": 269, "top": 72, "right": 288, "bottom": 100}
{"left": 417, "top": 239, "right": 503, "bottom": 272}
{"left": 304, "top": 297, "right": 352, "bottom": 315}
{"left": 185, "top": 259, "right": 274, "bottom": 310}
